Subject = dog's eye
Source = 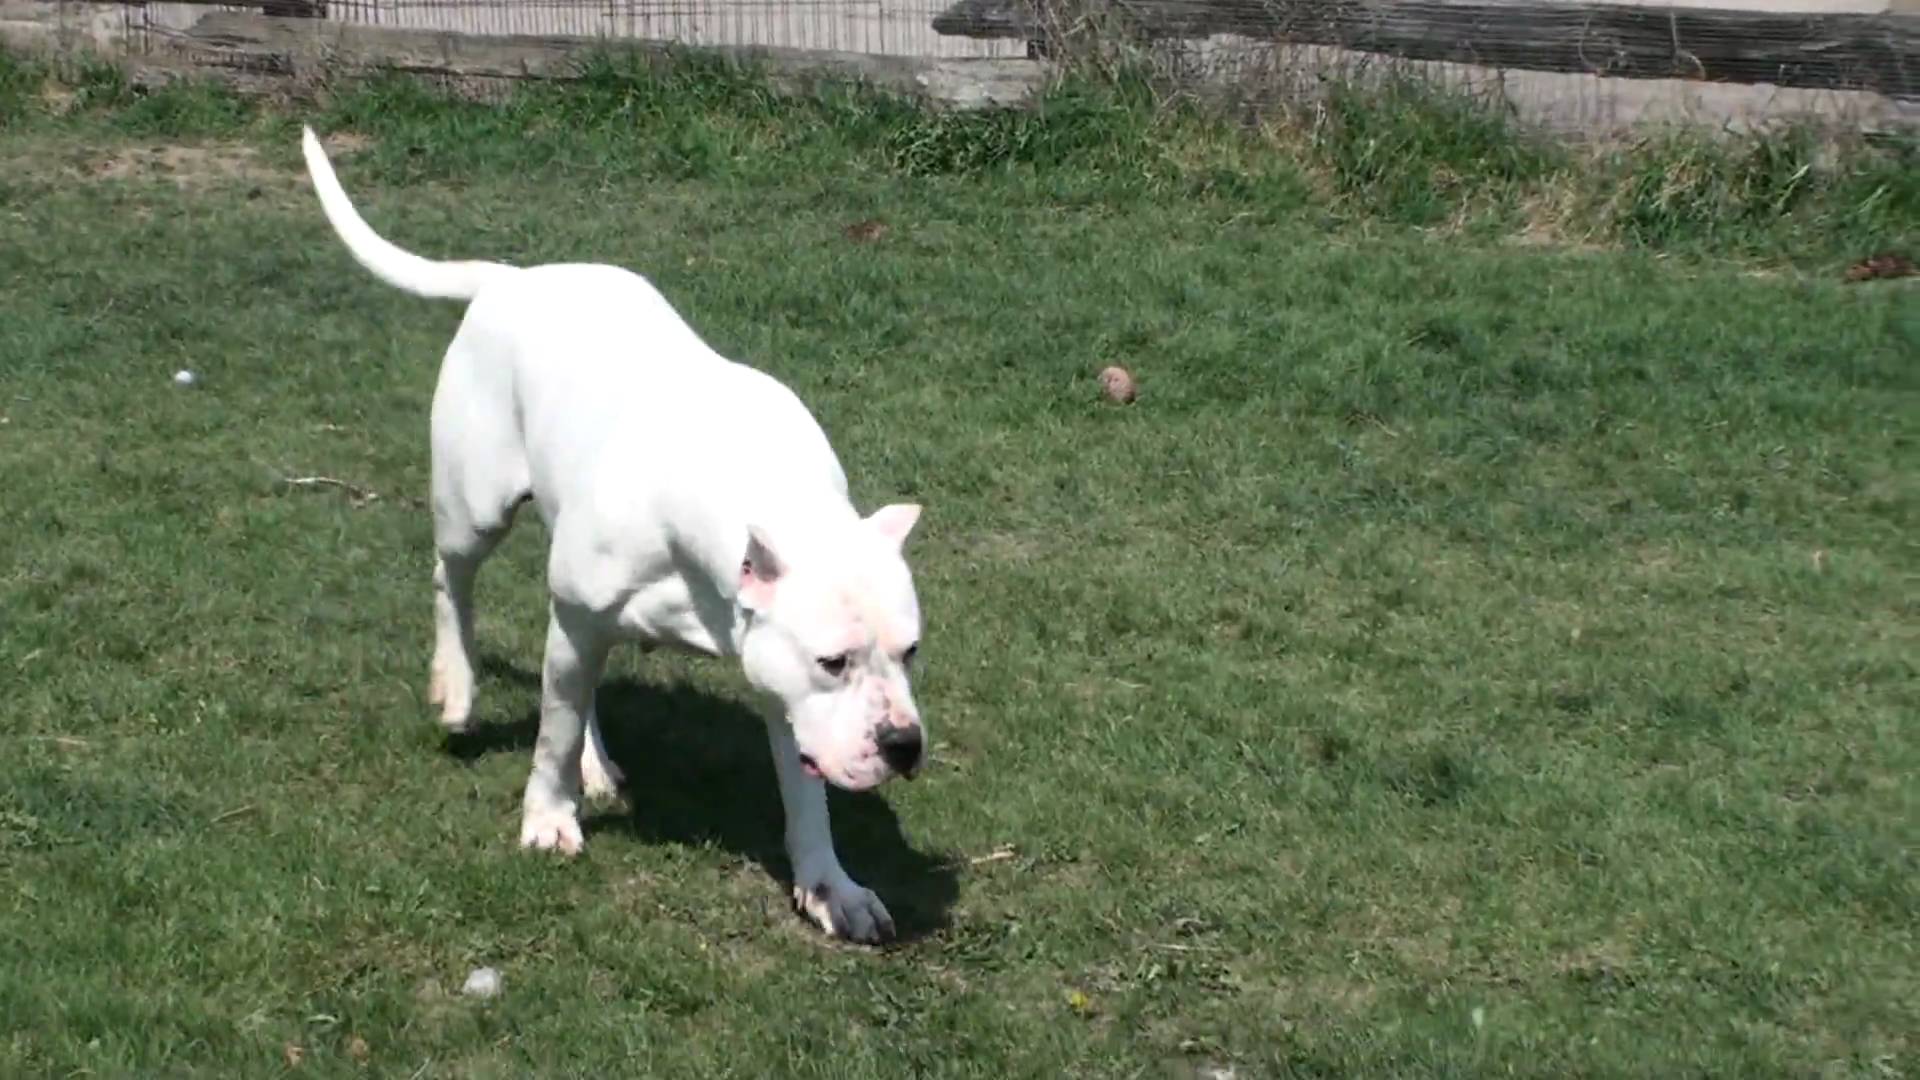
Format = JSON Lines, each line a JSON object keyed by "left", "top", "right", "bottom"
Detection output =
{"left": 902, "top": 645, "right": 918, "bottom": 668}
{"left": 817, "top": 653, "right": 850, "bottom": 678}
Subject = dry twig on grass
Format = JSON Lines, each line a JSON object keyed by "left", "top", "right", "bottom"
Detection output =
{"left": 277, "top": 473, "right": 381, "bottom": 507}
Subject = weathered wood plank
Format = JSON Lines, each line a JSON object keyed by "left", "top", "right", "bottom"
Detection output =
{"left": 129, "top": 0, "right": 1029, "bottom": 58}
{"left": 931, "top": 0, "right": 1920, "bottom": 99}
{"left": 142, "top": 11, "right": 1045, "bottom": 105}
{"left": 121, "top": 0, "right": 328, "bottom": 15}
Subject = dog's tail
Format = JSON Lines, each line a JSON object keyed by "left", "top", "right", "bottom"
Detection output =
{"left": 300, "top": 125, "right": 511, "bottom": 302}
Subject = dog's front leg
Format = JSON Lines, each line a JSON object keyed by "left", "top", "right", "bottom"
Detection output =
{"left": 520, "top": 602, "right": 609, "bottom": 855}
{"left": 764, "top": 708, "right": 896, "bottom": 944}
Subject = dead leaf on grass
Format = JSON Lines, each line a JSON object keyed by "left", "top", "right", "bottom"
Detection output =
{"left": 1843, "top": 251, "right": 1916, "bottom": 282}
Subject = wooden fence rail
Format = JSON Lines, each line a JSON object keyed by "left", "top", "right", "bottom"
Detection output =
{"left": 931, "top": 0, "right": 1920, "bottom": 99}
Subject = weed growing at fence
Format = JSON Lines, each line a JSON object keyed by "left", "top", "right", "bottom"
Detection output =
{"left": 2, "top": 45, "right": 1911, "bottom": 266}
{"left": 1309, "top": 74, "right": 1564, "bottom": 226}
{"left": 1602, "top": 126, "right": 1920, "bottom": 257}
{"left": 0, "top": 50, "right": 34, "bottom": 123}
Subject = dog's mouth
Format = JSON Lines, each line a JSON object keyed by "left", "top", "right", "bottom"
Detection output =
{"left": 798, "top": 753, "right": 823, "bottom": 779}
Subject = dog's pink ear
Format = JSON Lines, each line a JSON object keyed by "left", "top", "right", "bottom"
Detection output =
{"left": 739, "top": 525, "right": 784, "bottom": 611}
{"left": 866, "top": 504, "right": 922, "bottom": 549}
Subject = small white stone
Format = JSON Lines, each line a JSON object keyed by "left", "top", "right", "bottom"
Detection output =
{"left": 462, "top": 966, "right": 501, "bottom": 999}
{"left": 172, "top": 369, "right": 197, "bottom": 387}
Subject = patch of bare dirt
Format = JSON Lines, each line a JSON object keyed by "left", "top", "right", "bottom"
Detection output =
{"left": 33, "top": 131, "right": 375, "bottom": 191}
{"left": 321, "top": 131, "right": 374, "bottom": 155}
{"left": 81, "top": 143, "right": 283, "bottom": 188}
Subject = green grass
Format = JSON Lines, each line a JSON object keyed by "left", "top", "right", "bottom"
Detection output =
{"left": 1, "top": 56, "right": 1916, "bottom": 1076}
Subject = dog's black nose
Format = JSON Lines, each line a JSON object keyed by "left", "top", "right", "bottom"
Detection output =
{"left": 875, "top": 724, "right": 924, "bottom": 776}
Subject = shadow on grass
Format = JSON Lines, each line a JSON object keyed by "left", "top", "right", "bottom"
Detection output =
{"left": 446, "top": 654, "right": 960, "bottom": 943}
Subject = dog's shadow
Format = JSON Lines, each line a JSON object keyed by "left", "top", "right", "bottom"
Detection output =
{"left": 448, "top": 656, "right": 960, "bottom": 943}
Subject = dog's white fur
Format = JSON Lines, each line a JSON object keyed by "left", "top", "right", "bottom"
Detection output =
{"left": 300, "top": 127, "right": 928, "bottom": 943}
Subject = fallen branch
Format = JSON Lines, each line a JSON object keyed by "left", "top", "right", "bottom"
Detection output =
{"left": 27, "top": 735, "right": 91, "bottom": 750}
{"left": 278, "top": 474, "right": 381, "bottom": 507}
{"left": 1145, "top": 940, "right": 1225, "bottom": 953}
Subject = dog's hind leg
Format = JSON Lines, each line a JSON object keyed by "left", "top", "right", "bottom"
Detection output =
{"left": 426, "top": 349, "right": 531, "bottom": 733}
{"left": 430, "top": 540, "right": 510, "bottom": 733}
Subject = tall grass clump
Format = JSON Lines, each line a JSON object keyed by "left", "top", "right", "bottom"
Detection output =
{"left": 0, "top": 49, "right": 145, "bottom": 126}
{"left": 878, "top": 69, "right": 1159, "bottom": 177}
{"left": 1307, "top": 72, "right": 1563, "bottom": 225}
{"left": 1600, "top": 125, "right": 1919, "bottom": 259}
{"left": 0, "top": 48, "right": 41, "bottom": 126}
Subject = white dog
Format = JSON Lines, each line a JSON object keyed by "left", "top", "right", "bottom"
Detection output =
{"left": 300, "top": 127, "right": 928, "bottom": 944}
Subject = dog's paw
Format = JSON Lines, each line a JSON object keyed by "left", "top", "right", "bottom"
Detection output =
{"left": 581, "top": 744, "right": 625, "bottom": 802}
{"left": 519, "top": 806, "right": 584, "bottom": 856}
{"left": 428, "top": 659, "right": 474, "bottom": 732}
{"left": 793, "top": 873, "right": 896, "bottom": 945}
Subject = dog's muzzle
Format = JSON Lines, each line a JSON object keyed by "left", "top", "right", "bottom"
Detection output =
{"left": 875, "top": 723, "right": 925, "bottom": 779}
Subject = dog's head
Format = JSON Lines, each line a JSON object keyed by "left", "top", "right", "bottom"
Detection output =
{"left": 736, "top": 504, "right": 926, "bottom": 791}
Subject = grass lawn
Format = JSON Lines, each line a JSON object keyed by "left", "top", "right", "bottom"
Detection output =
{"left": 1, "top": 61, "right": 1915, "bottom": 1077}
